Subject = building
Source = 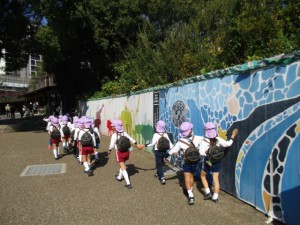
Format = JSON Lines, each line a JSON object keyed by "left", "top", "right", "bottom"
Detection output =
{"left": 0, "top": 51, "right": 61, "bottom": 115}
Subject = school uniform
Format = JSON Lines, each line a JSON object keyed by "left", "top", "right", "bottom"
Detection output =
{"left": 199, "top": 137, "right": 233, "bottom": 173}
{"left": 78, "top": 128, "right": 96, "bottom": 156}
{"left": 169, "top": 135, "right": 203, "bottom": 173}
{"left": 146, "top": 133, "right": 173, "bottom": 181}
{"left": 109, "top": 132, "right": 136, "bottom": 163}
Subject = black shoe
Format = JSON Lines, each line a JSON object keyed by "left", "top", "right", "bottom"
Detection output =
{"left": 88, "top": 170, "right": 94, "bottom": 177}
{"left": 211, "top": 198, "right": 218, "bottom": 203}
{"left": 124, "top": 184, "right": 132, "bottom": 189}
{"left": 115, "top": 175, "right": 123, "bottom": 182}
{"left": 160, "top": 178, "right": 166, "bottom": 185}
{"left": 154, "top": 173, "right": 158, "bottom": 179}
{"left": 188, "top": 197, "right": 195, "bottom": 205}
{"left": 83, "top": 170, "right": 89, "bottom": 174}
{"left": 55, "top": 157, "right": 59, "bottom": 160}
{"left": 204, "top": 193, "right": 212, "bottom": 200}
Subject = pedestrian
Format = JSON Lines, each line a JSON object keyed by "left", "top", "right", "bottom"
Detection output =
{"left": 77, "top": 118, "right": 95, "bottom": 176}
{"left": 5, "top": 104, "right": 10, "bottom": 117}
{"left": 10, "top": 105, "right": 15, "bottom": 119}
{"left": 74, "top": 117, "right": 84, "bottom": 164}
{"left": 91, "top": 119, "right": 100, "bottom": 163}
{"left": 140, "top": 120, "right": 173, "bottom": 185}
{"left": 61, "top": 115, "right": 72, "bottom": 153}
{"left": 108, "top": 119, "right": 140, "bottom": 189}
{"left": 168, "top": 122, "right": 204, "bottom": 205}
{"left": 43, "top": 115, "right": 55, "bottom": 149}
{"left": 49, "top": 117, "right": 62, "bottom": 160}
{"left": 199, "top": 122, "right": 238, "bottom": 203}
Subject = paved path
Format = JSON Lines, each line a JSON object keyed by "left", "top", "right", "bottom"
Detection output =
{"left": 0, "top": 116, "right": 271, "bottom": 225}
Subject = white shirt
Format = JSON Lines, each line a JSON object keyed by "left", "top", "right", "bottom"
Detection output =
{"left": 49, "top": 125, "right": 64, "bottom": 137}
{"left": 169, "top": 135, "right": 204, "bottom": 155}
{"left": 147, "top": 133, "right": 174, "bottom": 150}
{"left": 93, "top": 127, "right": 100, "bottom": 139}
{"left": 73, "top": 127, "right": 82, "bottom": 141}
{"left": 199, "top": 137, "right": 234, "bottom": 156}
{"left": 109, "top": 132, "right": 136, "bottom": 150}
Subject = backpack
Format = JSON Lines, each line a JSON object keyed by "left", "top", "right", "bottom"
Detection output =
{"left": 206, "top": 140, "right": 225, "bottom": 164}
{"left": 62, "top": 125, "right": 71, "bottom": 135}
{"left": 50, "top": 127, "right": 61, "bottom": 140}
{"left": 81, "top": 131, "right": 93, "bottom": 146}
{"left": 71, "top": 130, "right": 75, "bottom": 141}
{"left": 179, "top": 136, "right": 200, "bottom": 163}
{"left": 157, "top": 133, "right": 170, "bottom": 151}
{"left": 116, "top": 133, "right": 131, "bottom": 152}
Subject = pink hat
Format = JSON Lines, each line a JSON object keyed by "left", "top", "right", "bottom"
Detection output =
{"left": 156, "top": 120, "right": 166, "bottom": 133}
{"left": 113, "top": 119, "right": 124, "bottom": 132}
{"left": 76, "top": 118, "right": 84, "bottom": 128}
{"left": 180, "top": 122, "right": 193, "bottom": 137}
{"left": 62, "top": 116, "right": 68, "bottom": 124}
{"left": 52, "top": 118, "right": 59, "bottom": 127}
{"left": 204, "top": 122, "right": 217, "bottom": 138}
{"left": 83, "top": 118, "right": 91, "bottom": 129}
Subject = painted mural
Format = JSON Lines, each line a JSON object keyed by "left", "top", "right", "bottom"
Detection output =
{"left": 159, "top": 61, "right": 300, "bottom": 224}
{"left": 80, "top": 92, "right": 154, "bottom": 153}
{"left": 82, "top": 59, "right": 300, "bottom": 224}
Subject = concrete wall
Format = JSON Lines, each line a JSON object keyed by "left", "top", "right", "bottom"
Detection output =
{"left": 82, "top": 59, "right": 300, "bottom": 224}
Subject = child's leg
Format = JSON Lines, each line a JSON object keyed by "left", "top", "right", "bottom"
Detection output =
{"left": 52, "top": 143, "right": 58, "bottom": 159}
{"left": 119, "top": 162, "right": 130, "bottom": 185}
{"left": 155, "top": 151, "right": 164, "bottom": 180}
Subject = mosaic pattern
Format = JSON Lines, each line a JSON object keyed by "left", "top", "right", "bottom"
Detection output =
{"left": 159, "top": 61, "right": 300, "bottom": 223}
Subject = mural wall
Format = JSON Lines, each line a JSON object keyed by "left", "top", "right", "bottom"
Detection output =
{"left": 159, "top": 61, "right": 300, "bottom": 224}
{"left": 82, "top": 59, "right": 300, "bottom": 224}
{"left": 80, "top": 92, "right": 154, "bottom": 152}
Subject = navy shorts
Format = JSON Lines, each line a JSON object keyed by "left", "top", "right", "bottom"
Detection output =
{"left": 183, "top": 163, "right": 198, "bottom": 173}
{"left": 203, "top": 160, "right": 221, "bottom": 173}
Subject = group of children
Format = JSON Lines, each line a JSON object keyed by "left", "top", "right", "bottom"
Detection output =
{"left": 139, "top": 120, "right": 238, "bottom": 205}
{"left": 43, "top": 114, "right": 101, "bottom": 176}
{"left": 43, "top": 115, "right": 238, "bottom": 205}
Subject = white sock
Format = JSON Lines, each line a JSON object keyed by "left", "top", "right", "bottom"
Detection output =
{"left": 187, "top": 189, "right": 194, "bottom": 198}
{"left": 57, "top": 147, "right": 60, "bottom": 155}
{"left": 118, "top": 168, "right": 123, "bottom": 179}
{"left": 63, "top": 142, "right": 66, "bottom": 148}
{"left": 66, "top": 142, "right": 69, "bottom": 148}
{"left": 53, "top": 149, "right": 58, "bottom": 158}
{"left": 83, "top": 162, "right": 89, "bottom": 171}
{"left": 79, "top": 155, "right": 82, "bottom": 162}
{"left": 212, "top": 193, "right": 218, "bottom": 200}
{"left": 95, "top": 152, "right": 98, "bottom": 160}
{"left": 205, "top": 188, "right": 211, "bottom": 194}
{"left": 122, "top": 169, "right": 130, "bottom": 185}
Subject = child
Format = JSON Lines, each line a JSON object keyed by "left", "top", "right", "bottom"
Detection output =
{"left": 91, "top": 119, "right": 100, "bottom": 163}
{"left": 74, "top": 118, "right": 84, "bottom": 164}
{"left": 77, "top": 118, "right": 96, "bottom": 176}
{"left": 168, "top": 122, "right": 204, "bottom": 205}
{"left": 49, "top": 118, "right": 63, "bottom": 160}
{"left": 61, "top": 115, "right": 71, "bottom": 153}
{"left": 140, "top": 120, "right": 173, "bottom": 185}
{"left": 199, "top": 122, "right": 238, "bottom": 203}
{"left": 108, "top": 119, "right": 139, "bottom": 189}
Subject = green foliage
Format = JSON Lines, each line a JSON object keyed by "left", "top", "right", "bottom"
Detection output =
{"left": 1, "top": 0, "right": 299, "bottom": 103}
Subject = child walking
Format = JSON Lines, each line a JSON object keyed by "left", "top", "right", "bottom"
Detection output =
{"left": 108, "top": 119, "right": 140, "bottom": 189}
{"left": 77, "top": 118, "right": 96, "bottom": 176}
{"left": 140, "top": 120, "right": 173, "bottom": 185}
{"left": 168, "top": 122, "right": 204, "bottom": 205}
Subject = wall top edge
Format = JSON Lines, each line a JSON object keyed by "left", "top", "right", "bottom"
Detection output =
{"left": 83, "top": 50, "right": 300, "bottom": 102}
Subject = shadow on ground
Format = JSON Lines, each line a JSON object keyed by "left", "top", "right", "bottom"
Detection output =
{"left": 0, "top": 115, "right": 46, "bottom": 132}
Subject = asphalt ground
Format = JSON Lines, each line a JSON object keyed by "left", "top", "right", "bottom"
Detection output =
{"left": 0, "top": 115, "right": 277, "bottom": 225}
